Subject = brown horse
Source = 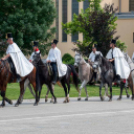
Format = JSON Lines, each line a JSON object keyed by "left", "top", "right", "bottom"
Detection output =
{"left": 0, "top": 58, "right": 39, "bottom": 107}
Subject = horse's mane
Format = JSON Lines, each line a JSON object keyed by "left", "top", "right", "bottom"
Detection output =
{"left": 96, "top": 54, "right": 112, "bottom": 70}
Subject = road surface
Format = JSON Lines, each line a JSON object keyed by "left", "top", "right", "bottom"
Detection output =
{"left": 0, "top": 96, "right": 134, "bottom": 134}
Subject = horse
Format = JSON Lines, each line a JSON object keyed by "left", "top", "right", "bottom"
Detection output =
{"left": 74, "top": 52, "right": 110, "bottom": 101}
{"left": 118, "top": 52, "right": 134, "bottom": 100}
{"left": 93, "top": 54, "right": 130, "bottom": 101}
{"left": 32, "top": 52, "right": 79, "bottom": 103}
{"left": 0, "top": 58, "right": 38, "bottom": 107}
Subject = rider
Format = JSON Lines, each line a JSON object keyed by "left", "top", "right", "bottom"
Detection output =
{"left": 88, "top": 44, "right": 103, "bottom": 81}
{"left": 29, "top": 41, "right": 41, "bottom": 62}
{"left": 46, "top": 39, "right": 67, "bottom": 84}
{"left": 2, "top": 33, "right": 34, "bottom": 82}
{"left": 88, "top": 44, "right": 103, "bottom": 63}
{"left": 106, "top": 39, "right": 130, "bottom": 83}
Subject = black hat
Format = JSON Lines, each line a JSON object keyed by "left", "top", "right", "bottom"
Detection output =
{"left": 92, "top": 44, "right": 97, "bottom": 49}
{"left": 111, "top": 39, "right": 116, "bottom": 44}
{"left": 52, "top": 39, "right": 58, "bottom": 45}
{"left": 33, "top": 41, "right": 38, "bottom": 47}
{"left": 6, "top": 33, "right": 13, "bottom": 39}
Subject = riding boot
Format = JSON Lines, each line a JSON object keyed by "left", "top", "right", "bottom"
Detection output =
{"left": 52, "top": 73, "right": 57, "bottom": 85}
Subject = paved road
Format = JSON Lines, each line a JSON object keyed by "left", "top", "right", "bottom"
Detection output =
{"left": 0, "top": 96, "right": 134, "bottom": 134}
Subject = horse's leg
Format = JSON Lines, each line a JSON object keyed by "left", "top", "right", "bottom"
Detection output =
{"left": 78, "top": 80, "right": 88, "bottom": 101}
{"left": 15, "top": 80, "right": 25, "bottom": 107}
{"left": 131, "top": 73, "right": 134, "bottom": 100}
{"left": 124, "top": 81, "right": 130, "bottom": 98}
{"left": 66, "top": 82, "right": 70, "bottom": 103}
{"left": 19, "top": 79, "right": 29, "bottom": 104}
{"left": 99, "top": 82, "right": 104, "bottom": 101}
{"left": 104, "top": 83, "right": 110, "bottom": 99}
{"left": 50, "top": 85, "right": 55, "bottom": 103}
{"left": 117, "top": 82, "right": 124, "bottom": 100}
{"left": 45, "top": 85, "right": 50, "bottom": 102}
{"left": 109, "top": 84, "right": 113, "bottom": 101}
{"left": 84, "top": 86, "right": 88, "bottom": 101}
{"left": 47, "top": 84, "right": 57, "bottom": 104}
{"left": 61, "top": 79, "right": 68, "bottom": 103}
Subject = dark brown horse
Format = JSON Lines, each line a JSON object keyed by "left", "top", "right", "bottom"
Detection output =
{"left": 32, "top": 52, "right": 79, "bottom": 103}
{"left": 0, "top": 58, "right": 38, "bottom": 107}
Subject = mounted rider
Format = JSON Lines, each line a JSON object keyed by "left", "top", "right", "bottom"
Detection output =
{"left": 1, "top": 33, "right": 34, "bottom": 82}
{"left": 29, "top": 41, "right": 42, "bottom": 91}
{"left": 46, "top": 39, "right": 67, "bottom": 84}
{"left": 88, "top": 44, "right": 103, "bottom": 81}
{"left": 106, "top": 39, "right": 130, "bottom": 83}
{"left": 29, "top": 41, "right": 41, "bottom": 62}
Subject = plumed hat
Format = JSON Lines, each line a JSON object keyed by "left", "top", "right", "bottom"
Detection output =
{"left": 92, "top": 44, "right": 97, "bottom": 49}
{"left": 6, "top": 33, "right": 13, "bottom": 39}
{"left": 111, "top": 39, "right": 116, "bottom": 44}
{"left": 33, "top": 41, "right": 39, "bottom": 47}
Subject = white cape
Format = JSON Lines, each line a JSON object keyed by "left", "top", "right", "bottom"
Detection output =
{"left": 6, "top": 43, "right": 34, "bottom": 77}
{"left": 106, "top": 47, "right": 130, "bottom": 79}
{"left": 47, "top": 47, "right": 67, "bottom": 77}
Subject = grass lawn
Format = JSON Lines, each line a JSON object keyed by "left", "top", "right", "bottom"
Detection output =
{"left": 2, "top": 83, "right": 131, "bottom": 101}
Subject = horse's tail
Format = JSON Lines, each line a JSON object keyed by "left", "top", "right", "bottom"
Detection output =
{"left": 68, "top": 65, "right": 79, "bottom": 92}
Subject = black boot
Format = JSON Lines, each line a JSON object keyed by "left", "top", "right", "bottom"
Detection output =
{"left": 52, "top": 73, "right": 57, "bottom": 85}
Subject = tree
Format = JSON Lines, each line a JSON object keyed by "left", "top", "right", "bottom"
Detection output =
{"left": 62, "top": 0, "right": 126, "bottom": 57}
{"left": 0, "top": 0, "right": 56, "bottom": 56}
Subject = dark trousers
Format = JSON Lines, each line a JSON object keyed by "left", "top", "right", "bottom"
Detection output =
{"left": 50, "top": 62, "right": 57, "bottom": 81}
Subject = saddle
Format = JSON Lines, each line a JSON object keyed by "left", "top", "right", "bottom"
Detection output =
{"left": 7, "top": 57, "right": 21, "bottom": 82}
{"left": 47, "top": 63, "right": 53, "bottom": 76}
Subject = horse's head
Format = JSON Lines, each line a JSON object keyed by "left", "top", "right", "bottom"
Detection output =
{"left": 74, "top": 51, "right": 82, "bottom": 67}
{"left": 32, "top": 52, "right": 41, "bottom": 65}
{"left": 93, "top": 54, "right": 102, "bottom": 72}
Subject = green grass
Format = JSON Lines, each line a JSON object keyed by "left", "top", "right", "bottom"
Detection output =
{"left": 2, "top": 83, "right": 131, "bottom": 100}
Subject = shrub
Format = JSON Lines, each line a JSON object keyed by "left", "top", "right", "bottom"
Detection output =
{"left": 62, "top": 53, "right": 74, "bottom": 65}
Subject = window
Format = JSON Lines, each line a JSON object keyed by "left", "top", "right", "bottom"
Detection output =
{"left": 56, "top": 0, "right": 59, "bottom": 40}
{"left": 83, "top": 0, "right": 90, "bottom": 10}
{"left": 72, "top": 0, "right": 79, "bottom": 42}
{"left": 62, "top": 0, "right": 67, "bottom": 42}
{"left": 130, "top": 0, "right": 134, "bottom": 11}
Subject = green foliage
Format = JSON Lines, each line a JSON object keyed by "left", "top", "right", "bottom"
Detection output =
{"left": 62, "top": 53, "right": 74, "bottom": 65}
{"left": 116, "top": 40, "right": 127, "bottom": 51}
{"left": 63, "top": 1, "right": 126, "bottom": 57}
{"left": 0, "top": 0, "right": 56, "bottom": 56}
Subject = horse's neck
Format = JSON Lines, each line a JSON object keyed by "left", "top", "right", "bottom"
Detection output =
{"left": 80, "top": 57, "right": 86, "bottom": 64}
{"left": 78, "top": 57, "right": 89, "bottom": 72}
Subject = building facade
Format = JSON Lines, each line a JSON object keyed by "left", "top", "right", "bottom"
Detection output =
{"left": 53, "top": 0, "right": 134, "bottom": 57}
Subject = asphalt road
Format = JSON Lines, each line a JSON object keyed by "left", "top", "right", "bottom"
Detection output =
{"left": 0, "top": 96, "right": 134, "bottom": 134}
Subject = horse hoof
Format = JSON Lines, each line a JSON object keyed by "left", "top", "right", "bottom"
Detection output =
{"left": 15, "top": 103, "right": 19, "bottom": 107}
{"left": 85, "top": 98, "right": 88, "bottom": 101}
{"left": 53, "top": 101, "right": 57, "bottom": 104}
{"left": 131, "top": 97, "right": 134, "bottom": 100}
{"left": 67, "top": 98, "right": 70, "bottom": 103}
{"left": 117, "top": 97, "right": 121, "bottom": 101}
{"left": 34, "top": 102, "right": 38, "bottom": 106}
{"left": 45, "top": 99, "right": 48, "bottom": 103}
{"left": 109, "top": 99, "right": 112, "bottom": 102}
{"left": 77, "top": 98, "right": 81, "bottom": 101}
{"left": 63, "top": 100, "right": 67, "bottom": 103}
{"left": 9, "top": 100, "right": 13, "bottom": 105}
{"left": 127, "top": 95, "right": 130, "bottom": 98}
{"left": 100, "top": 97, "right": 104, "bottom": 101}
{"left": 50, "top": 100, "right": 54, "bottom": 103}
